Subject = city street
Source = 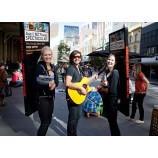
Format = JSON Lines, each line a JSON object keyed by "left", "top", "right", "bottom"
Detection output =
{"left": 0, "top": 78, "right": 158, "bottom": 136}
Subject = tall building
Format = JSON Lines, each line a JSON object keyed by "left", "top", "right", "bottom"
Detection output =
{"left": 112, "top": 22, "right": 140, "bottom": 32}
{"left": 64, "top": 25, "right": 79, "bottom": 38}
{"left": 104, "top": 22, "right": 113, "bottom": 47}
{"left": 79, "top": 25, "right": 97, "bottom": 56}
{"left": 96, "top": 22, "right": 105, "bottom": 49}
{"left": 140, "top": 22, "right": 158, "bottom": 56}
{"left": 63, "top": 25, "right": 80, "bottom": 52}
{"left": 128, "top": 23, "right": 142, "bottom": 54}
{"left": 139, "top": 22, "right": 158, "bottom": 78}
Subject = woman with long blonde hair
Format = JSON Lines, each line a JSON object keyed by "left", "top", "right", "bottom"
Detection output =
{"left": 129, "top": 63, "right": 149, "bottom": 123}
{"left": 34, "top": 46, "right": 59, "bottom": 136}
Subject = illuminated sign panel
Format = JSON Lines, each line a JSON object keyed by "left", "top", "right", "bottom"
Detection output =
{"left": 20, "top": 22, "right": 50, "bottom": 116}
{"left": 109, "top": 29, "right": 125, "bottom": 51}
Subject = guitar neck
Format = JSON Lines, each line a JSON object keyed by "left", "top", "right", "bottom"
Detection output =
{"left": 87, "top": 66, "right": 106, "bottom": 85}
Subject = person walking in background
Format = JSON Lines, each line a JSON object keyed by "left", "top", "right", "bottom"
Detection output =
{"left": 82, "top": 64, "right": 92, "bottom": 77}
{"left": 129, "top": 78, "right": 134, "bottom": 105}
{"left": 9, "top": 69, "right": 23, "bottom": 87}
{"left": 65, "top": 50, "right": 87, "bottom": 136}
{"left": 60, "top": 63, "right": 67, "bottom": 83}
{"left": 34, "top": 46, "right": 59, "bottom": 136}
{"left": 100, "top": 53, "right": 121, "bottom": 136}
{"left": 129, "top": 63, "right": 149, "bottom": 124}
{"left": 0, "top": 62, "right": 8, "bottom": 106}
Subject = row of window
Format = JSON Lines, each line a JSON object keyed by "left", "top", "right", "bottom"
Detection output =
{"left": 129, "top": 33, "right": 138, "bottom": 43}
{"left": 147, "top": 46, "right": 158, "bottom": 55}
{"left": 141, "top": 29, "right": 158, "bottom": 43}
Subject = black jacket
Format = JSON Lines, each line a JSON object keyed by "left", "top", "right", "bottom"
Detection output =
{"left": 34, "top": 61, "right": 59, "bottom": 97}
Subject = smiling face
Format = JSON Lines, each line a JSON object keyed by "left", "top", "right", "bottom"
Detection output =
{"left": 41, "top": 46, "right": 53, "bottom": 64}
{"left": 72, "top": 53, "right": 81, "bottom": 65}
{"left": 42, "top": 50, "right": 53, "bottom": 64}
{"left": 107, "top": 54, "right": 116, "bottom": 69}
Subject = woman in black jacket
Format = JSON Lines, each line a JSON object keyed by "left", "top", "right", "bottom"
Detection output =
{"left": 35, "top": 46, "right": 59, "bottom": 136}
{"left": 100, "top": 53, "right": 121, "bottom": 136}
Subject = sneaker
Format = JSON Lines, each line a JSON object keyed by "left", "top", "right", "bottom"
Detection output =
{"left": 135, "top": 120, "right": 144, "bottom": 124}
{"left": 86, "top": 113, "right": 90, "bottom": 118}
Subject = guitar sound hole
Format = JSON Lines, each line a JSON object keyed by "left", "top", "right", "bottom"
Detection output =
{"left": 83, "top": 84, "right": 87, "bottom": 89}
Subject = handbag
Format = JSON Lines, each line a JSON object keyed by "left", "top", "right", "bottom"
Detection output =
{"left": 0, "top": 85, "right": 12, "bottom": 97}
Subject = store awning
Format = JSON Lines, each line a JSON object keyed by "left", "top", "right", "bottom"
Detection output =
{"left": 87, "top": 50, "right": 153, "bottom": 59}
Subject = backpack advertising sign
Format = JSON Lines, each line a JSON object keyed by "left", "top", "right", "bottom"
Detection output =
{"left": 109, "top": 27, "right": 130, "bottom": 116}
{"left": 20, "top": 22, "right": 50, "bottom": 116}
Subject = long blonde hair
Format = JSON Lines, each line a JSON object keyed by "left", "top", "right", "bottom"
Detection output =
{"left": 37, "top": 46, "right": 53, "bottom": 63}
{"left": 133, "top": 63, "right": 141, "bottom": 80}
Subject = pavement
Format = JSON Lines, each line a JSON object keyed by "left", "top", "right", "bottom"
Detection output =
{"left": 0, "top": 76, "right": 157, "bottom": 136}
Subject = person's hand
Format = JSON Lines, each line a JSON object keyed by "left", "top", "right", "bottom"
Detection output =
{"left": 94, "top": 74, "right": 99, "bottom": 80}
{"left": 49, "top": 80, "right": 55, "bottom": 88}
{"left": 79, "top": 87, "right": 87, "bottom": 95}
{"left": 102, "top": 81, "right": 108, "bottom": 87}
{"left": 50, "top": 84, "right": 56, "bottom": 90}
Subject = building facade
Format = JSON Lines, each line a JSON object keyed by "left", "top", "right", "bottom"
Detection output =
{"left": 128, "top": 23, "right": 142, "bottom": 54}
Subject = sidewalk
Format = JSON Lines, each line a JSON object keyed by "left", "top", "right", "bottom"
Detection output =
{"left": 148, "top": 77, "right": 158, "bottom": 85}
{"left": 0, "top": 79, "right": 156, "bottom": 136}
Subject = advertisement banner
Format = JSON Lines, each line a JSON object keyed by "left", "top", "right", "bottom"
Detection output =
{"left": 20, "top": 22, "right": 50, "bottom": 116}
{"left": 109, "top": 27, "right": 129, "bottom": 116}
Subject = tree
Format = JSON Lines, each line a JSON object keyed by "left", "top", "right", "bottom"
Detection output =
{"left": 89, "top": 56, "right": 106, "bottom": 70}
{"left": 58, "top": 43, "right": 70, "bottom": 60}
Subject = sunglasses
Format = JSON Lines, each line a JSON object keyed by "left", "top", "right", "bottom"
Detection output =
{"left": 73, "top": 56, "right": 81, "bottom": 59}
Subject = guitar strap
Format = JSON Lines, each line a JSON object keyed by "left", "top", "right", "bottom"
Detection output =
{"left": 39, "top": 64, "right": 55, "bottom": 76}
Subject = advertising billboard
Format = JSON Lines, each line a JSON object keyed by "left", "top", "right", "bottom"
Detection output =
{"left": 109, "top": 27, "right": 129, "bottom": 116}
{"left": 109, "top": 29, "right": 125, "bottom": 51}
{"left": 20, "top": 22, "right": 50, "bottom": 116}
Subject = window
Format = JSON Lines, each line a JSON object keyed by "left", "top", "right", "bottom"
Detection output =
{"left": 134, "top": 45, "right": 137, "bottom": 52}
{"left": 129, "top": 36, "right": 132, "bottom": 43}
{"left": 135, "top": 33, "right": 138, "bottom": 42}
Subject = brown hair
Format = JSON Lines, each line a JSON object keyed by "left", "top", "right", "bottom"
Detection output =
{"left": 133, "top": 63, "right": 142, "bottom": 80}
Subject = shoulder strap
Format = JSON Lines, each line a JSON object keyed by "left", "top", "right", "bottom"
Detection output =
{"left": 39, "top": 64, "right": 49, "bottom": 76}
{"left": 50, "top": 64, "right": 55, "bottom": 72}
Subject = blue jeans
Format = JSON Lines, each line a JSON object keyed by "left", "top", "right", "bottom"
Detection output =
{"left": 16, "top": 80, "right": 23, "bottom": 87}
{"left": 67, "top": 100, "right": 82, "bottom": 136}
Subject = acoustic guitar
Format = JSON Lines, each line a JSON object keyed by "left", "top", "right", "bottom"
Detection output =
{"left": 68, "top": 66, "right": 106, "bottom": 104}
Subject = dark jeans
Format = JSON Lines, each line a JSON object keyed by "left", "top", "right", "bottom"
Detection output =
{"left": 105, "top": 99, "right": 121, "bottom": 136}
{"left": 130, "top": 93, "right": 146, "bottom": 121}
{"left": 61, "top": 73, "right": 65, "bottom": 83}
{"left": 37, "top": 97, "right": 54, "bottom": 136}
{"left": 67, "top": 100, "right": 82, "bottom": 136}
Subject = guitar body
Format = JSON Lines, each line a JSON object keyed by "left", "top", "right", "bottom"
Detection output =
{"left": 68, "top": 77, "right": 92, "bottom": 104}
{"left": 67, "top": 66, "right": 106, "bottom": 105}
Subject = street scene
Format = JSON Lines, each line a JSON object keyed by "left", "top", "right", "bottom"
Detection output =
{"left": 0, "top": 75, "right": 157, "bottom": 136}
{"left": 0, "top": 22, "right": 158, "bottom": 136}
